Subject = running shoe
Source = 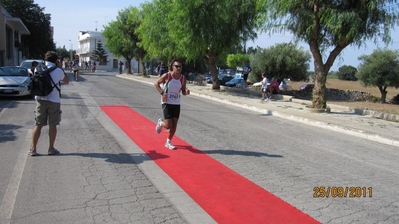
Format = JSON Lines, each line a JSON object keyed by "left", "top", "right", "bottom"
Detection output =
{"left": 48, "top": 148, "right": 60, "bottom": 155}
{"left": 156, "top": 118, "right": 163, "bottom": 134}
{"left": 29, "top": 149, "right": 38, "bottom": 156}
{"left": 165, "top": 141, "right": 176, "bottom": 150}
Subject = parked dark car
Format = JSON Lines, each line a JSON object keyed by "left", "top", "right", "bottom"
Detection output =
{"left": 225, "top": 77, "right": 244, "bottom": 87}
{"left": 187, "top": 72, "right": 198, "bottom": 82}
{"left": 205, "top": 75, "right": 212, "bottom": 83}
{"left": 299, "top": 83, "right": 314, "bottom": 90}
{"left": 218, "top": 74, "right": 234, "bottom": 86}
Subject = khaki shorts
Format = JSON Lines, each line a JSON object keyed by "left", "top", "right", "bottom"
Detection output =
{"left": 34, "top": 100, "right": 61, "bottom": 126}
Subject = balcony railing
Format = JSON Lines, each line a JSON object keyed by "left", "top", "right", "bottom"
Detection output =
{"left": 77, "top": 47, "right": 93, "bottom": 54}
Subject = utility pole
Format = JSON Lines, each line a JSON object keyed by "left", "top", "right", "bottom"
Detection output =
{"left": 69, "top": 39, "right": 72, "bottom": 62}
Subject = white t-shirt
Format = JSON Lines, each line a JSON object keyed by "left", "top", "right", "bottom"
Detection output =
{"left": 35, "top": 62, "right": 65, "bottom": 103}
{"left": 261, "top": 77, "right": 269, "bottom": 90}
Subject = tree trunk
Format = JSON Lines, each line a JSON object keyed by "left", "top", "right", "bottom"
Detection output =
{"left": 140, "top": 59, "right": 146, "bottom": 76}
{"left": 379, "top": 86, "right": 387, "bottom": 103}
{"left": 312, "top": 66, "right": 328, "bottom": 109}
{"left": 125, "top": 57, "right": 133, "bottom": 74}
{"left": 207, "top": 53, "right": 219, "bottom": 89}
{"left": 309, "top": 41, "right": 344, "bottom": 109}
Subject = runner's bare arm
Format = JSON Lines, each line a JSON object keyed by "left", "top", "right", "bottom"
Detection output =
{"left": 154, "top": 73, "right": 167, "bottom": 94}
{"left": 182, "top": 77, "right": 190, "bottom": 95}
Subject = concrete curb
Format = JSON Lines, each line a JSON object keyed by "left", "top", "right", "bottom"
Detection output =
{"left": 189, "top": 91, "right": 399, "bottom": 147}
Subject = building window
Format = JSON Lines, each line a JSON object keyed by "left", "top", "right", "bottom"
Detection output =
{"left": 6, "top": 26, "right": 12, "bottom": 58}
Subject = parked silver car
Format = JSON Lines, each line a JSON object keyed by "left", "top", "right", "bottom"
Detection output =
{"left": 0, "top": 66, "right": 32, "bottom": 97}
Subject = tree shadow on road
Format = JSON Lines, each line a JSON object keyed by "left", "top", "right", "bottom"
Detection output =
{"left": 176, "top": 145, "right": 283, "bottom": 158}
{"left": 0, "top": 124, "right": 23, "bottom": 143}
{"left": 58, "top": 150, "right": 169, "bottom": 164}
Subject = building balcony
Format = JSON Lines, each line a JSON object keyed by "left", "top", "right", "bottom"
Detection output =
{"left": 77, "top": 47, "right": 93, "bottom": 54}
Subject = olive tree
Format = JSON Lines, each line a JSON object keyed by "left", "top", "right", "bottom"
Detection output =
{"left": 257, "top": 0, "right": 399, "bottom": 108}
{"left": 336, "top": 65, "right": 358, "bottom": 81}
{"left": 357, "top": 49, "right": 399, "bottom": 103}
{"left": 250, "top": 43, "right": 311, "bottom": 82}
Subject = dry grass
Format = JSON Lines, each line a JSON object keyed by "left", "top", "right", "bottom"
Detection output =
{"left": 289, "top": 79, "right": 399, "bottom": 115}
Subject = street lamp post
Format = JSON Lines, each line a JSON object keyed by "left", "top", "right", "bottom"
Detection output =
{"left": 69, "top": 40, "right": 73, "bottom": 62}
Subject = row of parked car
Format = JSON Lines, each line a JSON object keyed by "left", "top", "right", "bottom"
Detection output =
{"left": 186, "top": 68, "right": 317, "bottom": 92}
{"left": 205, "top": 73, "right": 242, "bottom": 86}
{"left": 205, "top": 71, "right": 294, "bottom": 90}
{"left": 205, "top": 69, "right": 244, "bottom": 87}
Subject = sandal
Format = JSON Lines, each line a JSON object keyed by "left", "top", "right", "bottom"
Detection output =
{"left": 48, "top": 148, "right": 60, "bottom": 155}
{"left": 29, "top": 149, "right": 38, "bottom": 156}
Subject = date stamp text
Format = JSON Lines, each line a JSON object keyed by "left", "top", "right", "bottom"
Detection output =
{"left": 313, "top": 186, "right": 372, "bottom": 198}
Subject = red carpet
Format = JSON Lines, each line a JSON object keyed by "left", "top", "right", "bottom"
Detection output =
{"left": 101, "top": 105, "right": 319, "bottom": 224}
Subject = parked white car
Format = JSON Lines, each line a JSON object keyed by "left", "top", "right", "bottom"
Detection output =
{"left": 0, "top": 66, "right": 32, "bottom": 98}
{"left": 279, "top": 79, "right": 290, "bottom": 91}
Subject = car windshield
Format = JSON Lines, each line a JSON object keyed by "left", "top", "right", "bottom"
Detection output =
{"left": 20, "top": 61, "right": 43, "bottom": 69}
{"left": 0, "top": 67, "right": 29, "bottom": 77}
{"left": 228, "top": 78, "right": 242, "bottom": 83}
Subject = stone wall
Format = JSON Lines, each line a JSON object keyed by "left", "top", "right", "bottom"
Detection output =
{"left": 292, "top": 88, "right": 373, "bottom": 101}
{"left": 247, "top": 85, "right": 375, "bottom": 101}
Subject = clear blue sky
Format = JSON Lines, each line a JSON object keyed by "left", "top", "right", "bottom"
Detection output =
{"left": 35, "top": 0, "right": 399, "bottom": 71}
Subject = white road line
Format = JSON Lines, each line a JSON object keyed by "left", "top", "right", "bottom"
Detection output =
{"left": 0, "top": 130, "right": 31, "bottom": 224}
{"left": 0, "top": 102, "right": 13, "bottom": 116}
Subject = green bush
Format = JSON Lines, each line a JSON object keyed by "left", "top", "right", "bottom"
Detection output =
{"left": 369, "top": 95, "right": 380, "bottom": 103}
{"left": 337, "top": 65, "right": 358, "bottom": 81}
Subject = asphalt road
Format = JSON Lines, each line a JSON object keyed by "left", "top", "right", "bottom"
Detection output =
{"left": 0, "top": 71, "right": 398, "bottom": 224}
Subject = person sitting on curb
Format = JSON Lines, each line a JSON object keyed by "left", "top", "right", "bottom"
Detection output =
{"left": 267, "top": 77, "right": 280, "bottom": 100}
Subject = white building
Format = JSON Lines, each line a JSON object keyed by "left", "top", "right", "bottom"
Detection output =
{"left": 76, "top": 30, "right": 141, "bottom": 72}
{"left": 0, "top": 3, "right": 30, "bottom": 66}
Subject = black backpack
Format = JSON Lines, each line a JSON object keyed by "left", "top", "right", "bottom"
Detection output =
{"left": 28, "top": 66, "right": 59, "bottom": 96}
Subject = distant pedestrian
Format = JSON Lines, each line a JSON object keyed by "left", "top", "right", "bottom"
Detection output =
{"left": 242, "top": 60, "right": 252, "bottom": 90}
{"left": 29, "top": 61, "right": 38, "bottom": 76}
{"left": 119, "top": 60, "right": 124, "bottom": 74}
{"left": 29, "top": 51, "right": 69, "bottom": 156}
{"left": 156, "top": 61, "right": 166, "bottom": 77}
{"left": 154, "top": 59, "right": 190, "bottom": 150}
{"left": 92, "top": 61, "right": 96, "bottom": 72}
{"left": 73, "top": 57, "right": 80, "bottom": 81}
{"left": 261, "top": 73, "right": 270, "bottom": 101}
{"left": 85, "top": 61, "right": 89, "bottom": 71}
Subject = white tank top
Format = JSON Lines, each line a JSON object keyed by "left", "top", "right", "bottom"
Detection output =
{"left": 162, "top": 73, "right": 183, "bottom": 105}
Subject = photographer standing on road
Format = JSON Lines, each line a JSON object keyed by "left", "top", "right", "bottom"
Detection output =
{"left": 29, "top": 51, "right": 69, "bottom": 156}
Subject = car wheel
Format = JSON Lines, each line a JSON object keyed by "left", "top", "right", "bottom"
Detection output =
{"left": 26, "top": 94, "right": 35, "bottom": 100}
